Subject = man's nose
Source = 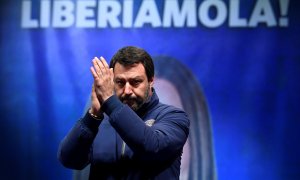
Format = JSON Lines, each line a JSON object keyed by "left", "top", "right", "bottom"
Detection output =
{"left": 124, "top": 83, "right": 133, "bottom": 95}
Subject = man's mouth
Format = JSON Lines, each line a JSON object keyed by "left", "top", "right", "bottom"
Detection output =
{"left": 122, "top": 99, "right": 135, "bottom": 106}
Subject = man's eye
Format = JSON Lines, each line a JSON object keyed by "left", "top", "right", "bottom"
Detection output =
{"left": 132, "top": 80, "right": 141, "bottom": 86}
{"left": 116, "top": 80, "right": 125, "bottom": 86}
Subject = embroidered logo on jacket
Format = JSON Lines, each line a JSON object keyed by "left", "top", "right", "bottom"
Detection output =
{"left": 145, "top": 119, "right": 155, "bottom": 127}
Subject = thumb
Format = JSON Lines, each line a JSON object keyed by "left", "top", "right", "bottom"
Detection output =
{"left": 110, "top": 68, "right": 114, "bottom": 79}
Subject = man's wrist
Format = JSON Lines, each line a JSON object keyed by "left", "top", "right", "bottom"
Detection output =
{"left": 88, "top": 108, "right": 104, "bottom": 120}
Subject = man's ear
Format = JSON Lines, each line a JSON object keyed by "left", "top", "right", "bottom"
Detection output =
{"left": 149, "top": 77, "right": 154, "bottom": 88}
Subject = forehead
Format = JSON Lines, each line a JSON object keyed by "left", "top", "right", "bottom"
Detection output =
{"left": 114, "top": 62, "right": 146, "bottom": 78}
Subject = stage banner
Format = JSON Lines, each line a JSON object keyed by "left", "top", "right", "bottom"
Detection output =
{"left": 0, "top": 0, "right": 299, "bottom": 179}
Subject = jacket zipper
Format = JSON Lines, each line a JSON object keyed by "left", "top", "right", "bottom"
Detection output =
{"left": 121, "top": 141, "right": 126, "bottom": 158}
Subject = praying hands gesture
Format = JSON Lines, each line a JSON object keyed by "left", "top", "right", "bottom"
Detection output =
{"left": 89, "top": 57, "right": 114, "bottom": 116}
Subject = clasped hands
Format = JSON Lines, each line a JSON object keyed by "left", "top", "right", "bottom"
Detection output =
{"left": 89, "top": 56, "right": 114, "bottom": 116}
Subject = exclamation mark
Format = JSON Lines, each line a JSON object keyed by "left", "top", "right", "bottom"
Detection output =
{"left": 279, "top": 0, "right": 290, "bottom": 27}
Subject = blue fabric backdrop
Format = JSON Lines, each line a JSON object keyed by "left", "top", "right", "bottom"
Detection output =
{"left": 1, "top": 0, "right": 300, "bottom": 179}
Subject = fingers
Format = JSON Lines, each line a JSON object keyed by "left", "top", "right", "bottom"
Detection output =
{"left": 98, "top": 56, "right": 110, "bottom": 75}
{"left": 95, "top": 57, "right": 106, "bottom": 76}
{"left": 92, "top": 56, "right": 109, "bottom": 77}
{"left": 89, "top": 57, "right": 114, "bottom": 103}
{"left": 110, "top": 68, "right": 114, "bottom": 81}
{"left": 91, "top": 57, "right": 101, "bottom": 78}
{"left": 100, "top": 56, "right": 110, "bottom": 69}
{"left": 90, "top": 66, "right": 98, "bottom": 79}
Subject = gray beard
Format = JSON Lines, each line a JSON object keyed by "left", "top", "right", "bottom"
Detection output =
{"left": 120, "top": 85, "right": 151, "bottom": 112}
{"left": 135, "top": 85, "right": 150, "bottom": 111}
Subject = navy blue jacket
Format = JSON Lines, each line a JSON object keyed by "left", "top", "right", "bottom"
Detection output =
{"left": 58, "top": 90, "right": 190, "bottom": 179}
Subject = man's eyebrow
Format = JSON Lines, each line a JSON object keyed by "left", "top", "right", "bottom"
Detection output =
{"left": 115, "top": 76, "right": 144, "bottom": 80}
{"left": 131, "top": 76, "right": 143, "bottom": 79}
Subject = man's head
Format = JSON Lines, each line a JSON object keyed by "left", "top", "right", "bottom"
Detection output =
{"left": 110, "top": 46, "right": 154, "bottom": 111}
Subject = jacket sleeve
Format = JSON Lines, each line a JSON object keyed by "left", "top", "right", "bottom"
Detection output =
{"left": 57, "top": 112, "right": 102, "bottom": 170}
{"left": 102, "top": 95, "right": 190, "bottom": 163}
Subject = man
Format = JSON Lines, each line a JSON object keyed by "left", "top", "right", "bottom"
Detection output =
{"left": 58, "top": 46, "right": 190, "bottom": 179}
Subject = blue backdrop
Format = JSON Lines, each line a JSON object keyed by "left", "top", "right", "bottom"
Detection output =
{"left": 1, "top": 0, "right": 300, "bottom": 179}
